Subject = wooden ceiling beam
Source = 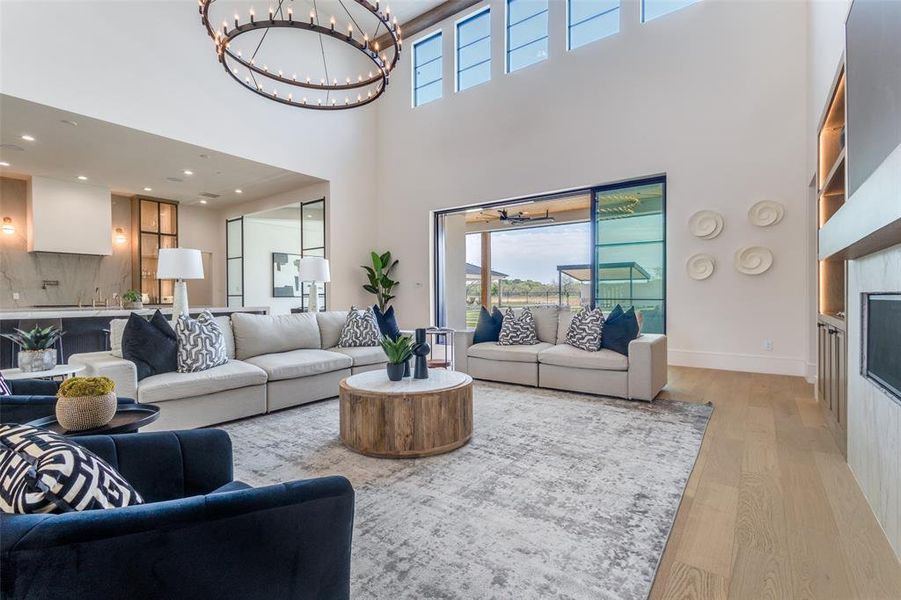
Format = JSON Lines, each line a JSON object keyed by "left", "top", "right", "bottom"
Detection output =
{"left": 375, "top": 0, "right": 483, "bottom": 49}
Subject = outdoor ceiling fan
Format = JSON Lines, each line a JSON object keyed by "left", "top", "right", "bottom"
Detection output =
{"left": 492, "top": 208, "right": 556, "bottom": 226}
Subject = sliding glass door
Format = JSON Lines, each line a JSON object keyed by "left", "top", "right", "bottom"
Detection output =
{"left": 592, "top": 178, "right": 666, "bottom": 333}
{"left": 432, "top": 176, "right": 666, "bottom": 333}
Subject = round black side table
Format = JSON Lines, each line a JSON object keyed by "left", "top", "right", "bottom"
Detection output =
{"left": 28, "top": 405, "right": 161, "bottom": 436}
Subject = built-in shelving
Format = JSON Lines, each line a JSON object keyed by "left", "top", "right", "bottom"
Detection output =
{"left": 815, "top": 65, "right": 847, "bottom": 456}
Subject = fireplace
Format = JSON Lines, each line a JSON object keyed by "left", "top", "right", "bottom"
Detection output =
{"left": 863, "top": 293, "right": 901, "bottom": 404}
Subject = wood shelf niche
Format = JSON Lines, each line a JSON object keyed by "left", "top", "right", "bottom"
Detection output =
{"left": 815, "top": 65, "right": 847, "bottom": 456}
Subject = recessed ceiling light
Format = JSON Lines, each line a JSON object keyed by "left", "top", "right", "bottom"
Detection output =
{"left": 199, "top": 199, "right": 208, "bottom": 205}
{"left": 183, "top": 169, "right": 193, "bottom": 175}
{"left": 234, "top": 189, "right": 243, "bottom": 194}
{"left": 0, "top": 161, "right": 9, "bottom": 167}
{"left": 143, "top": 187, "right": 152, "bottom": 192}
{"left": 60, "top": 119, "right": 78, "bottom": 126}
{"left": 77, "top": 175, "right": 88, "bottom": 181}
{"left": 20, "top": 134, "right": 35, "bottom": 142}
{"left": 166, "top": 177, "right": 183, "bottom": 183}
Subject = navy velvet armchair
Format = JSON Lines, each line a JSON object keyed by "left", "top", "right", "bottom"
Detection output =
{"left": 0, "top": 378, "right": 135, "bottom": 425}
{"left": 0, "top": 429, "right": 355, "bottom": 600}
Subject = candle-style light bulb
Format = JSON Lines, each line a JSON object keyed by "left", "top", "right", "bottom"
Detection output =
{"left": 287, "top": 6, "right": 293, "bottom": 20}
{"left": 346, "top": 76, "right": 351, "bottom": 84}
{"left": 234, "top": 14, "right": 239, "bottom": 27}
{"left": 309, "top": 10, "right": 315, "bottom": 24}
{"left": 347, "top": 24, "right": 353, "bottom": 38}
{"left": 249, "top": 7, "right": 255, "bottom": 23}
{"left": 278, "top": 69, "right": 283, "bottom": 77}
{"left": 374, "top": 41, "right": 380, "bottom": 52}
{"left": 329, "top": 16, "right": 335, "bottom": 30}
{"left": 302, "top": 97, "right": 308, "bottom": 104}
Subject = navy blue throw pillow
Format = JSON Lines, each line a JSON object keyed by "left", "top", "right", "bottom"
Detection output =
{"left": 601, "top": 305, "right": 640, "bottom": 356}
{"left": 373, "top": 305, "right": 401, "bottom": 341}
{"left": 122, "top": 311, "right": 178, "bottom": 381}
{"left": 473, "top": 306, "right": 504, "bottom": 344}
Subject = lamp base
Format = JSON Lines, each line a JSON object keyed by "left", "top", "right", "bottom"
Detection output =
{"left": 309, "top": 281, "right": 320, "bottom": 313}
{"left": 173, "top": 280, "right": 189, "bottom": 317}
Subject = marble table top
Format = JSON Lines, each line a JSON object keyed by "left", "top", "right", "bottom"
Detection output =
{"left": 2, "top": 364, "right": 85, "bottom": 380}
{"left": 343, "top": 369, "right": 472, "bottom": 395}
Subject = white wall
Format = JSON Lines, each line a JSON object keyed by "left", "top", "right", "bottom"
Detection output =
{"left": 0, "top": 1, "right": 377, "bottom": 312}
{"left": 376, "top": 0, "right": 810, "bottom": 375}
{"left": 242, "top": 216, "right": 303, "bottom": 315}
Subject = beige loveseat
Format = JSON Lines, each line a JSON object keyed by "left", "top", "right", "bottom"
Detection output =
{"left": 69, "top": 311, "right": 384, "bottom": 431}
{"left": 455, "top": 306, "right": 667, "bottom": 401}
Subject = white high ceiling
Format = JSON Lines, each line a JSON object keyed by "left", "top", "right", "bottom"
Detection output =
{"left": 0, "top": 95, "right": 321, "bottom": 207}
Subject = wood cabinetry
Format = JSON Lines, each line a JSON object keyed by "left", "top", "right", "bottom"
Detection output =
{"left": 131, "top": 197, "right": 178, "bottom": 304}
{"left": 817, "top": 316, "right": 847, "bottom": 455}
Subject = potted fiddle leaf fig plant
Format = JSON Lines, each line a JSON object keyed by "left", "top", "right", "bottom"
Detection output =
{"left": 1, "top": 325, "right": 63, "bottom": 372}
{"left": 362, "top": 251, "right": 399, "bottom": 312}
{"left": 56, "top": 376, "right": 117, "bottom": 431}
{"left": 122, "top": 289, "right": 143, "bottom": 309}
{"left": 380, "top": 334, "right": 413, "bottom": 381}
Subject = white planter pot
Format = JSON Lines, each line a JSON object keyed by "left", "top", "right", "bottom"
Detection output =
{"left": 18, "top": 349, "right": 58, "bottom": 372}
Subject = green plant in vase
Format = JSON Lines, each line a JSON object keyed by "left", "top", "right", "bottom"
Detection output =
{"left": 1, "top": 325, "right": 64, "bottom": 372}
{"left": 122, "top": 289, "right": 143, "bottom": 309}
{"left": 362, "top": 251, "right": 398, "bottom": 312}
{"left": 380, "top": 334, "right": 413, "bottom": 381}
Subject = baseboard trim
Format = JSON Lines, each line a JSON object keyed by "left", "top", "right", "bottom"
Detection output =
{"left": 668, "top": 349, "right": 808, "bottom": 377}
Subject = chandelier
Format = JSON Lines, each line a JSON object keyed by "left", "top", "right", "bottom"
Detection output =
{"left": 199, "top": 0, "right": 403, "bottom": 110}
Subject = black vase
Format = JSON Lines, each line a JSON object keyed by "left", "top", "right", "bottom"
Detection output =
{"left": 413, "top": 328, "right": 431, "bottom": 380}
{"left": 386, "top": 362, "right": 405, "bottom": 381}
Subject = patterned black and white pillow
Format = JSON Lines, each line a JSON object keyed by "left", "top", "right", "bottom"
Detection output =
{"left": 497, "top": 307, "right": 539, "bottom": 346}
{"left": 337, "top": 306, "right": 382, "bottom": 348}
{"left": 0, "top": 424, "right": 143, "bottom": 514}
{"left": 0, "top": 373, "right": 11, "bottom": 396}
{"left": 176, "top": 311, "right": 229, "bottom": 373}
{"left": 564, "top": 307, "right": 604, "bottom": 352}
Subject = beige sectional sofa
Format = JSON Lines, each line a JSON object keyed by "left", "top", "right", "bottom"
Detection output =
{"left": 455, "top": 306, "right": 667, "bottom": 401}
{"left": 69, "top": 311, "right": 384, "bottom": 431}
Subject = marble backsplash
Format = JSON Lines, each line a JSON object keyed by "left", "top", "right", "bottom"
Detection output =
{"left": 0, "top": 177, "right": 133, "bottom": 308}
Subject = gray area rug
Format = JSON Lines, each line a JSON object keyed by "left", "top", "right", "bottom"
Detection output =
{"left": 222, "top": 382, "right": 712, "bottom": 600}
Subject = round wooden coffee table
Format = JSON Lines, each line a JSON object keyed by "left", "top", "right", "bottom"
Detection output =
{"left": 339, "top": 370, "right": 473, "bottom": 458}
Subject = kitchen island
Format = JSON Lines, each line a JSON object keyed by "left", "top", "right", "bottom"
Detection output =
{"left": 0, "top": 306, "right": 268, "bottom": 370}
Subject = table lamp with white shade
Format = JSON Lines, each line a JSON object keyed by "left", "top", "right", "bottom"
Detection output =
{"left": 298, "top": 256, "right": 330, "bottom": 312}
{"left": 157, "top": 248, "right": 204, "bottom": 316}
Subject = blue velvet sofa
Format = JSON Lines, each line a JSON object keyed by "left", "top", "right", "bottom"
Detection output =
{"left": 0, "top": 429, "right": 355, "bottom": 600}
{"left": 0, "top": 378, "right": 135, "bottom": 425}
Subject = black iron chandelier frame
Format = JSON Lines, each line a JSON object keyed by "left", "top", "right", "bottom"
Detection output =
{"left": 199, "top": 0, "right": 403, "bottom": 110}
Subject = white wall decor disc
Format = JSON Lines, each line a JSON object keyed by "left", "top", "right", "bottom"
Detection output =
{"left": 687, "top": 254, "right": 716, "bottom": 280}
{"left": 734, "top": 246, "right": 774, "bottom": 275}
{"left": 688, "top": 210, "right": 724, "bottom": 239}
{"left": 748, "top": 200, "right": 784, "bottom": 227}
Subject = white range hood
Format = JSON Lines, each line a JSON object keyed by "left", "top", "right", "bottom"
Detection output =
{"left": 27, "top": 175, "right": 113, "bottom": 255}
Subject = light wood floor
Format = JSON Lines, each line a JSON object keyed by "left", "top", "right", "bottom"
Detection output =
{"left": 649, "top": 367, "right": 901, "bottom": 600}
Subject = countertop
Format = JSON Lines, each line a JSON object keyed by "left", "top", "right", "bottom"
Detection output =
{"left": 0, "top": 306, "right": 269, "bottom": 320}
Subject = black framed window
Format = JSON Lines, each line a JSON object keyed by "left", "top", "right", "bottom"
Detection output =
{"left": 413, "top": 32, "right": 443, "bottom": 107}
{"left": 591, "top": 177, "right": 666, "bottom": 333}
{"left": 300, "top": 198, "right": 326, "bottom": 310}
{"left": 226, "top": 217, "right": 244, "bottom": 307}
{"left": 567, "top": 0, "right": 620, "bottom": 51}
{"left": 456, "top": 7, "right": 491, "bottom": 92}
{"left": 506, "top": 0, "right": 548, "bottom": 73}
{"left": 642, "top": 0, "right": 700, "bottom": 23}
